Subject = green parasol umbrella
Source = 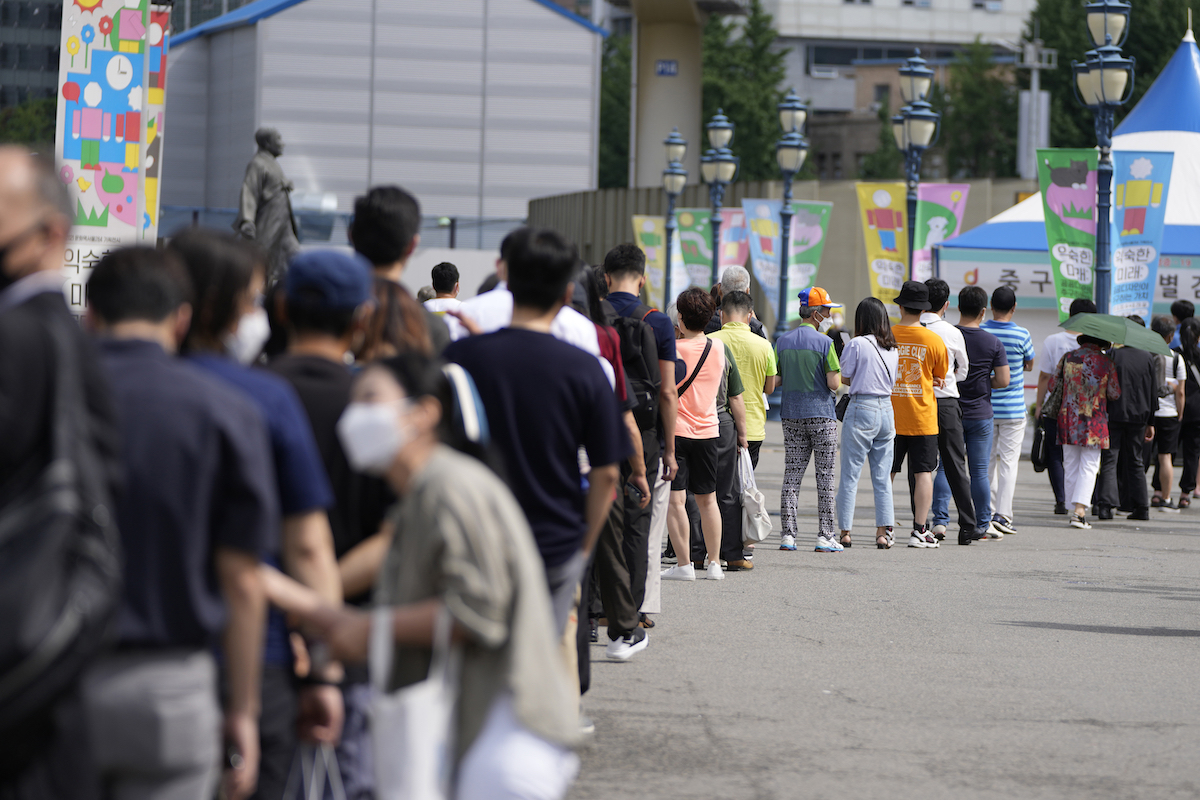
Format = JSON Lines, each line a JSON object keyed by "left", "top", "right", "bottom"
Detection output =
{"left": 1058, "top": 313, "right": 1171, "bottom": 356}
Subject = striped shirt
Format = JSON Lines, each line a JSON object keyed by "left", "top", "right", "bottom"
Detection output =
{"left": 980, "top": 319, "right": 1035, "bottom": 419}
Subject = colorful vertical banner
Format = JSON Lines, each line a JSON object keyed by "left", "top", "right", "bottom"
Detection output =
{"left": 785, "top": 201, "right": 833, "bottom": 322}
{"left": 856, "top": 182, "right": 909, "bottom": 307}
{"left": 912, "top": 184, "right": 970, "bottom": 282}
{"left": 717, "top": 207, "right": 750, "bottom": 274}
{"left": 1111, "top": 151, "right": 1173, "bottom": 320}
{"left": 675, "top": 209, "right": 712, "bottom": 287}
{"left": 1037, "top": 148, "right": 1099, "bottom": 321}
{"left": 668, "top": 227, "right": 692, "bottom": 307}
{"left": 632, "top": 215, "right": 667, "bottom": 309}
{"left": 56, "top": 0, "right": 154, "bottom": 314}
{"left": 742, "top": 199, "right": 783, "bottom": 313}
{"left": 142, "top": 3, "right": 171, "bottom": 244}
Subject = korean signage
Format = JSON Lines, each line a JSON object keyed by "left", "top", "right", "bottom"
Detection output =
{"left": 856, "top": 182, "right": 908, "bottom": 307}
{"left": 1110, "top": 151, "right": 1172, "bottom": 321}
{"left": 1036, "top": 148, "right": 1099, "bottom": 321}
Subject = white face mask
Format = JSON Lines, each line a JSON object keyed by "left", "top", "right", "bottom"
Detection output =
{"left": 224, "top": 307, "right": 271, "bottom": 365}
{"left": 337, "top": 401, "right": 410, "bottom": 475}
{"left": 817, "top": 313, "right": 834, "bottom": 334}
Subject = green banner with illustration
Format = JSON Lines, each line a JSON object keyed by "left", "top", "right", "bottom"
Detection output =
{"left": 1036, "top": 148, "right": 1099, "bottom": 321}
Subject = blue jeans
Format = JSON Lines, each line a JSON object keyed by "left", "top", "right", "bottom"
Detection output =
{"left": 836, "top": 395, "right": 896, "bottom": 531}
{"left": 934, "top": 416, "right": 994, "bottom": 530}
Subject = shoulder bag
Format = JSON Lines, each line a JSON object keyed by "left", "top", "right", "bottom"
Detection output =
{"left": 676, "top": 338, "right": 713, "bottom": 397}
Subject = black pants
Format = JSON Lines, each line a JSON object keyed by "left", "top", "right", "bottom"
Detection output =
{"left": 0, "top": 688, "right": 96, "bottom": 800}
{"left": 593, "top": 483, "right": 638, "bottom": 640}
{"left": 715, "top": 415, "right": 744, "bottom": 563}
{"left": 1181, "top": 420, "right": 1200, "bottom": 494}
{"left": 252, "top": 665, "right": 298, "bottom": 800}
{"left": 621, "top": 431, "right": 658, "bottom": 612}
{"left": 577, "top": 553, "right": 594, "bottom": 696}
{"left": 1109, "top": 422, "right": 1150, "bottom": 511}
{"left": 918, "top": 398, "right": 976, "bottom": 532}
{"left": 1043, "top": 416, "right": 1066, "bottom": 504}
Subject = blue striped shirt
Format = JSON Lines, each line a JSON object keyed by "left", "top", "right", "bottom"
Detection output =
{"left": 980, "top": 320, "right": 1035, "bottom": 419}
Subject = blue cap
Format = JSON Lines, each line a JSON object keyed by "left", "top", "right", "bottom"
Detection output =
{"left": 286, "top": 250, "right": 373, "bottom": 310}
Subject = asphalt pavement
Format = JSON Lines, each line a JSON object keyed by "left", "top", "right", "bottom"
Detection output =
{"left": 571, "top": 420, "right": 1200, "bottom": 800}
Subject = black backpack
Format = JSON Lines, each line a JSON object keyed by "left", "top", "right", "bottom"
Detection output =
{"left": 0, "top": 317, "right": 121, "bottom": 731}
{"left": 603, "top": 299, "right": 662, "bottom": 431}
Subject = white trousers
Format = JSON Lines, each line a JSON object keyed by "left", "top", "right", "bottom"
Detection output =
{"left": 1062, "top": 444, "right": 1102, "bottom": 508}
{"left": 456, "top": 695, "right": 579, "bottom": 800}
{"left": 640, "top": 469, "right": 671, "bottom": 615}
{"left": 989, "top": 417, "right": 1027, "bottom": 519}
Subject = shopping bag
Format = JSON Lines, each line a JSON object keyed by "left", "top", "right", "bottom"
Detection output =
{"left": 285, "top": 743, "right": 347, "bottom": 800}
{"left": 1030, "top": 419, "right": 1048, "bottom": 473}
{"left": 370, "top": 606, "right": 460, "bottom": 800}
{"left": 738, "top": 447, "right": 773, "bottom": 543}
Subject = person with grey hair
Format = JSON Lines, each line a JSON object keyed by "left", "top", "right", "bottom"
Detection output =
{"left": 705, "top": 265, "right": 767, "bottom": 338}
{"left": 234, "top": 127, "right": 300, "bottom": 284}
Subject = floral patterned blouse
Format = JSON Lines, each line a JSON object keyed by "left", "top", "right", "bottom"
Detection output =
{"left": 1055, "top": 343, "right": 1121, "bottom": 448}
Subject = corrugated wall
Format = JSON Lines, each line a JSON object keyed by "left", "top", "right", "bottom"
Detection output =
{"left": 162, "top": 40, "right": 210, "bottom": 208}
{"left": 206, "top": 25, "right": 259, "bottom": 209}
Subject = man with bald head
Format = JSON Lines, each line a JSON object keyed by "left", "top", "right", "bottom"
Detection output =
{"left": 0, "top": 146, "right": 120, "bottom": 797}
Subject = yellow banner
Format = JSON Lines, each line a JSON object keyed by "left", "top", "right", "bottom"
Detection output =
{"left": 632, "top": 215, "right": 667, "bottom": 309}
{"left": 856, "top": 182, "right": 909, "bottom": 308}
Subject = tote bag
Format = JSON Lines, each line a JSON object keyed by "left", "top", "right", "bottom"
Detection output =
{"left": 370, "top": 605, "right": 461, "bottom": 800}
{"left": 738, "top": 448, "right": 773, "bottom": 543}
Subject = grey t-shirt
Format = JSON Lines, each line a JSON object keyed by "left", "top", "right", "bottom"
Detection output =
{"left": 375, "top": 446, "right": 579, "bottom": 761}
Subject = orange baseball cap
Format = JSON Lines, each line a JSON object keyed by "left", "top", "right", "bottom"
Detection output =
{"left": 797, "top": 286, "right": 842, "bottom": 308}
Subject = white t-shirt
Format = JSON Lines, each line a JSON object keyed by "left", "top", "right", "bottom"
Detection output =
{"left": 842, "top": 335, "right": 901, "bottom": 397}
{"left": 920, "top": 312, "right": 969, "bottom": 399}
{"left": 455, "top": 281, "right": 614, "bottom": 387}
{"left": 1039, "top": 330, "right": 1079, "bottom": 376}
{"left": 424, "top": 297, "right": 464, "bottom": 340}
{"left": 1157, "top": 352, "right": 1187, "bottom": 418}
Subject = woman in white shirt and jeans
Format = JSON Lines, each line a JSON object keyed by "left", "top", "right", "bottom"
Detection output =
{"left": 835, "top": 297, "right": 902, "bottom": 548}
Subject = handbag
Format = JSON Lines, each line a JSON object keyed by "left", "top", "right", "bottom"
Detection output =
{"left": 369, "top": 605, "right": 461, "bottom": 800}
{"left": 1030, "top": 419, "right": 1048, "bottom": 472}
{"left": 836, "top": 338, "right": 892, "bottom": 423}
{"left": 1041, "top": 357, "right": 1067, "bottom": 420}
{"left": 738, "top": 447, "right": 773, "bottom": 543}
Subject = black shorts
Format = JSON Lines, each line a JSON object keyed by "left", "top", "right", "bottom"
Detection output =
{"left": 671, "top": 436, "right": 719, "bottom": 495}
{"left": 1155, "top": 416, "right": 1181, "bottom": 456}
{"left": 892, "top": 434, "right": 939, "bottom": 475}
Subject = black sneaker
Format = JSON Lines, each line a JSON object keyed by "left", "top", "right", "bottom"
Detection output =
{"left": 1054, "top": 502, "right": 1069, "bottom": 515}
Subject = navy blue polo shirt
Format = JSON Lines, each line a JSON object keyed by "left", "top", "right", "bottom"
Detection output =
{"left": 99, "top": 339, "right": 278, "bottom": 648}
{"left": 189, "top": 352, "right": 334, "bottom": 665}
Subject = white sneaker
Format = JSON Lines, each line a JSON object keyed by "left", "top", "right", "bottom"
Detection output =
{"left": 605, "top": 627, "right": 649, "bottom": 661}
{"left": 985, "top": 522, "right": 1004, "bottom": 539}
{"left": 780, "top": 534, "right": 797, "bottom": 551}
{"left": 661, "top": 564, "right": 696, "bottom": 581}
{"left": 706, "top": 562, "right": 725, "bottom": 580}
{"left": 815, "top": 537, "right": 844, "bottom": 552}
{"left": 908, "top": 529, "right": 937, "bottom": 548}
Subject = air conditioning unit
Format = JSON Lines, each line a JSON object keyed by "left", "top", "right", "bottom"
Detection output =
{"left": 811, "top": 66, "right": 840, "bottom": 79}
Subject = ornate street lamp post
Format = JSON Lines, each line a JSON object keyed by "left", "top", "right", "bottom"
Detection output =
{"left": 661, "top": 128, "right": 688, "bottom": 307}
{"left": 774, "top": 88, "right": 809, "bottom": 339}
{"left": 700, "top": 109, "right": 739, "bottom": 286}
{"left": 1072, "top": 0, "right": 1135, "bottom": 313}
{"left": 893, "top": 50, "right": 941, "bottom": 270}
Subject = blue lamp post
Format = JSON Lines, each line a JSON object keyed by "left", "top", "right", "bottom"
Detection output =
{"left": 774, "top": 88, "right": 809, "bottom": 339}
{"left": 662, "top": 128, "right": 688, "bottom": 307}
{"left": 893, "top": 50, "right": 941, "bottom": 269}
{"left": 1072, "top": 0, "right": 1135, "bottom": 314}
{"left": 701, "top": 109, "right": 739, "bottom": 286}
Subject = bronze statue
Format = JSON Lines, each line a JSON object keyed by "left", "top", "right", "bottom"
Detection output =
{"left": 234, "top": 127, "right": 300, "bottom": 283}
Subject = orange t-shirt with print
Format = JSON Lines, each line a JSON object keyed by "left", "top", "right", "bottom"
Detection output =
{"left": 890, "top": 323, "right": 949, "bottom": 436}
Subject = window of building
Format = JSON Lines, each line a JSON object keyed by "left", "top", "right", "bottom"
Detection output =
{"left": 873, "top": 84, "right": 890, "bottom": 104}
{"left": 812, "top": 46, "right": 858, "bottom": 67}
{"left": 831, "top": 153, "right": 844, "bottom": 180}
{"left": 863, "top": 48, "right": 883, "bottom": 60}
{"left": 816, "top": 153, "right": 829, "bottom": 180}
{"left": 886, "top": 48, "right": 914, "bottom": 59}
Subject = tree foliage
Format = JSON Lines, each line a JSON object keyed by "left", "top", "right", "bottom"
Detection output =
{"left": 0, "top": 98, "right": 56, "bottom": 152}
{"left": 702, "top": 0, "right": 792, "bottom": 182}
{"left": 1028, "top": 0, "right": 1193, "bottom": 149}
{"left": 858, "top": 104, "right": 904, "bottom": 179}
{"left": 598, "top": 33, "right": 631, "bottom": 189}
{"left": 940, "top": 38, "right": 1018, "bottom": 177}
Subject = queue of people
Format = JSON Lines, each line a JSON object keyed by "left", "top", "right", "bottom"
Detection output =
{"left": 3, "top": 138, "right": 1199, "bottom": 800}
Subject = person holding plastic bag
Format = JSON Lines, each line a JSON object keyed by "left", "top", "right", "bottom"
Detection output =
{"left": 835, "top": 298, "right": 901, "bottom": 549}
{"left": 262, "top": 353, "right": 580, "bottom": 800}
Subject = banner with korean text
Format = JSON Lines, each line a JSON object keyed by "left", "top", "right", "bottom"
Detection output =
{"left": 912, "top": 184, "right": 970, "bottom": 281}
{"left": 1110, "top": 151, "right": 1173, "bottom": 321}
{"left": 1036, "top": 148, "right": 1098, "bottom": 321}
{"left": 740, "top": 199, "right": 832, "bottom": 321}
{"left": 631, "top": 215, "right": 667, "bottom": 308}
{"left": 856, "top": 182, "right": 908, "bottom": 307}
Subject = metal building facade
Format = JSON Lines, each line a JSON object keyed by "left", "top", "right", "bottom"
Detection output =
{"left": 161, "top": 0, "right": 603, "bottom": 227}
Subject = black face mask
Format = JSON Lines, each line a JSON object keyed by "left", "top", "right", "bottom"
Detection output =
{"left": 0, "top": 223, "right": 46, "bottom": 292}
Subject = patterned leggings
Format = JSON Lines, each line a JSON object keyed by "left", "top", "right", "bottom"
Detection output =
{"left": 782, "top": 418, "right": 839, "bottom": 538}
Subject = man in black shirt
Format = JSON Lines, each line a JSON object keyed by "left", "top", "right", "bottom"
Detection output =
{"left": 84, "top": 248, "right": 277, "bottom": 800}
{"left": 1095, "top": 316, "right": 1158, "bottom": 520}
{"left": 268, "top": 249, "right": 390, "bottom": 800}
{"left": 0, "top": 147, "right": 121, "bottom": 799}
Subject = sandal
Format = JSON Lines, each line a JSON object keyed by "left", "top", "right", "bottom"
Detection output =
{"left": 876, "top": 528, "right": 894, "bottom": 549}
{"left": 638, "top": 613, "right": 655, "bottom": 629}
{"left": 1179, "top": 495, "right": 1191, "bottom": 509}
{"left": 839, "top": 534, "right": 852, "bottom": 548}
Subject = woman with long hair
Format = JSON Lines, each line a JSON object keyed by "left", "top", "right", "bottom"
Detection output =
{"left": 262, "top": 353, "right": 580, "bottom": 799}
{"left": 834, "top": 297, "right": 901, "bottom": 549}
{"left": 354, "top": 276, "right": 433, "bottom": 361}
{"left": 1176, "top": 317, "right": 1200, "bottom": 508}
{"left": 1053, "top": 335, "right": 1120, "bottom": 528}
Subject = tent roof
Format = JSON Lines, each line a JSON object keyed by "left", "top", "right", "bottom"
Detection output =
{"left": 172, "top": 0, "right": 607, "bottom": 47}
{"left": 943, "top": 33, "right": 1200, "bottom": 256}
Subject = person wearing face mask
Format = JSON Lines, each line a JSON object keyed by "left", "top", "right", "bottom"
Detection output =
{"left": 263, "top": 353, "right": 582, "bottom": 800}
{"left": 166, "top": 229, "right": 346, "bottom": 800}
{"left": 773, "top": 287, "right": 843, "bottom": 552}
{"left": 710, "top": 290, "right": 778, "bottom": 469}
{"left": 0, "top": 148, "right": 122, "bottom": 798}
